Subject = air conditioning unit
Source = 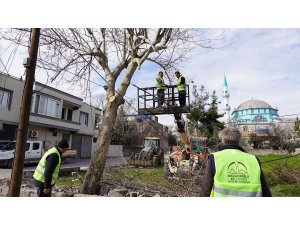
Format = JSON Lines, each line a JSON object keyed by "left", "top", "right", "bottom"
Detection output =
{"left": 30, "top": 130, "right": 39, "bottom": 138}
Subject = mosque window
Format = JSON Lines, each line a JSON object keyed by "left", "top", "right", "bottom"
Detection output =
{"left": 253, "top": 115, "right": 267, "bottom": 123}
{"left": 243, "top": 126, "right": 248, "bottom": 132}
{"left": 251, "top": 109, "right": 254, "bottom": 113}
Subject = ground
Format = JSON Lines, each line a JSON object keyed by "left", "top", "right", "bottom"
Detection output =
{"left": 55, "top": 165, "right": 203, "bottom": 196}
{"left": 257, "top": 154, "right": 300, "bottom": 196}
{"left": 1, "top": 154, "right": 299, "bottom": 197}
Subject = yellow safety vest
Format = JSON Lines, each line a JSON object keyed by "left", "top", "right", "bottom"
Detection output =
{"left": 210, "top": 149, "right": 262, "bottom": 197}
{"left": 156, "top": 76, "right": 166, "bottom": 90}
{"left": 33, "top": 147, "right": 62, "bottom": 186}
{"left": 177, "top": 75, "right": 186, "bottom": 91}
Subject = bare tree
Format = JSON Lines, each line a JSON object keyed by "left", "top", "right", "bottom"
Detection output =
{"left": 92, "top": 94, "right": 107, "bottom": 110}
{"left": 1, "top": 28, "right": 223, "bottom": 194}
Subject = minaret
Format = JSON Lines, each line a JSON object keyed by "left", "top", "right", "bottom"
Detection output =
{"left": 223, "top": 75, "right": 231, "bottom": 126}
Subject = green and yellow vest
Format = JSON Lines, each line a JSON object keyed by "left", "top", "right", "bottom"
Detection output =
{"left": 210, "top": 149, "right": 262, "bottom": 197}
{"left": 156, "top": 76, "right": 166, "bottom": 90}
{"left": 33, "top": 147, "right": 62, "bottom": 185}
{"left": 177, "top": 75, "right": 186, "bottom": 91}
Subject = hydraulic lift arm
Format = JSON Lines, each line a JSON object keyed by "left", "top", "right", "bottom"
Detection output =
{"left": 174, "top": 113, "right": 191, "bottom": 148}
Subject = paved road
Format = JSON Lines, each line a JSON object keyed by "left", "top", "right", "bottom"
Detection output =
{"left": 0, "top": 156, "right": 128, "bottom": 180}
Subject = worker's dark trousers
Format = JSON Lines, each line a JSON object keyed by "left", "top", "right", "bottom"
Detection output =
{"left": 36, "top": 185, "right": 52, "bottom": 197}
{"left": 179, "top": 91, "right": 186, "bottom": 106}
{"left": 157, "top": 89, "right": 165, "bottom": 107}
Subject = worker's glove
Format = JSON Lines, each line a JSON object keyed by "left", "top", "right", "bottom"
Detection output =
{"left": 43, "top": 188, "right": 51, "bottom": 194}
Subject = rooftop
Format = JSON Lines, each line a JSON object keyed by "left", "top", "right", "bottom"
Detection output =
{"left": 237, "top": 99, "right": 273, "bottom": 110}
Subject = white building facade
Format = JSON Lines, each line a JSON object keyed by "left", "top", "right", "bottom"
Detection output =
{"left": 0, "top": 73, "right": 101, "bottom": 158}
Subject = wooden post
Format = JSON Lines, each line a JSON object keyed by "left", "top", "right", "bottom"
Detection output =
{"left": 8, "top": 28, "right": 40, "bottom": 197}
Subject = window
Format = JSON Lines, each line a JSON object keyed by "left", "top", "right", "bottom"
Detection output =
{"left": 164, "top": 126, "right": 168, "bottom": 132}
{"left": 243, "top": 126, "right": 248, "bottom": 132}
{"left": 61, "top": 108, "right": 65, "bottom": 119}
{"left": 93, "top": 137, "right": 97, "bottom": 143}
{"left": 25, "top": 143, "right": 30, "bottom": 152}
{"left": 32, "top": 142, "right": 40, "bottom": 151}
{"left": 80, "top": 112, "right": 89, "bottom": 126}
{"left": 139, "top": 125, "right": 143, "bottom": 133}
{"left": 253, "top": 115, "right": 267, "bottom": 123}
{"left": 67, "top": 109, "right": 73, "bottom": 121}
{"left": 34, "top": 94, "right": 60, "bottom": 118}
{"left": 0, "top": 89, "right": 11, "bottom": 109}
{"left": 94, "top": 114, "right": 101, "bottom": 129}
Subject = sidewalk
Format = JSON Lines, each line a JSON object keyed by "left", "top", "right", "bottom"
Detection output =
{"left": 61, "top": 156, "right": 128, "bottom": 169}
{"left": 0, "top": 156, "right": 129, "bottom": 180}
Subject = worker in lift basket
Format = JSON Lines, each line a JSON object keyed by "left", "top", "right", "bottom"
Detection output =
{"left": 33, "top": 139, "right": 69, "bottom": 197}
{"left": 156, "top": 71, "right": 167, "bottom": 108}
{"left": 175, "top": 71, "right": 186, "bottom": 107}
{"left": 201, "top": 127, "right": 272, "bottom": 197}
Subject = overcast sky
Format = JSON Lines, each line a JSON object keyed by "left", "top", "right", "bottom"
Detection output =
{"left": 1, "top": 28, "right": 300, "bottom": 126}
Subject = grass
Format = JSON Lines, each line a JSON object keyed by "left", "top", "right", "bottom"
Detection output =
{"left": 113, "top": 165, "right": 173, "bottom": 188}
{"left": 271, "top": 184, "right": 300, "bottom": 197}
{"left": 56, "top": 170, "right": 85, "bottom": 187}
{"left": 55, "top": 154, "right": 300, "bottom": 196}
{"left": 56, "top": 177, "right": 82, "bottom": 186}
{"left": 257, "top": 154, "right": 300, "bottom": 197}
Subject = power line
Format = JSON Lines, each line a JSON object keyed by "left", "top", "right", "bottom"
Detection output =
{"left": 0, "top": 58, "right": 9, "bottom": 74}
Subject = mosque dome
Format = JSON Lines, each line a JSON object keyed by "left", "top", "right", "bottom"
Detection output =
{"left": 237, "top": 99, "right": 272, "bottom": 110}
{"left": 231, "top": 99, "right": 279, "bottom": 126}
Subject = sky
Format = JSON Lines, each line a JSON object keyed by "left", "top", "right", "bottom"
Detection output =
{"left": 1, "top": 28, "right": 300, "bottom": 127}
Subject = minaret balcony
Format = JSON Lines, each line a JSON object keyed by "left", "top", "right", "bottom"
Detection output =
{"left": 223, "top": 93, "right": 230, "bottom": 98}
{"left": 225, "top": 106, "right": 231, "bottom": 111}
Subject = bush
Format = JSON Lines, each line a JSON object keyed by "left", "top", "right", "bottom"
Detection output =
{"left": 282, "top": 141, "right": 299, "bottom": 153}
{"left": 248, "top": 133, "right": 267, "bottom": 149}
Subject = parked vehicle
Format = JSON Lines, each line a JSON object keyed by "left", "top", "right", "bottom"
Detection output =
{"left": 128, "top": 137, "right": 164, "bottom": 167}
{"left": 0, "top": 140, "right": 77, "bottom": 168}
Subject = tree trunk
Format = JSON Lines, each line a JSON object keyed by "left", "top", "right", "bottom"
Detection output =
{"left": 81, "top": 62, "right": 137, "bottom": 195}
{"left": 81, "top": 100, "right": 118, "bottom": 194}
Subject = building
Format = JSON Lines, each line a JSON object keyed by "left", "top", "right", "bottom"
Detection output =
{"left": 0, "top": 73, "right": 101, "bottom": 158}
{"left": 231, "top": 99, "right": 279, "bottom": 129}
{"left": 231, "top": 99, "right": 280, "bottom": 145}
{"left": 135, "top": 115, "right": 169, "bottom": 149}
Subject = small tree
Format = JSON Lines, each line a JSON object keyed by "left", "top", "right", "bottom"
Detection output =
{"left": 248, "top": 133, "right": 263, "bottom": 149}
{"left": 187, "top": 86, "right": 224, "bottom": 145}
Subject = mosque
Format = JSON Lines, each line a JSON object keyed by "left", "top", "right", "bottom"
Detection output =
{"left": 222, "top": 76, "right": 280, "bottom": 145}
{"left": 231, "top": 99, "right": 279, "bottom": 133}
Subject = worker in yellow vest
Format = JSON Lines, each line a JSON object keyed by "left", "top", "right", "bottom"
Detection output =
{"left": 175, "top": 71, "right": 186, "bottom": 106}
{"left": 201, "top": 127, "right": 272, "bottom": 197}
{"left": 33, "top": 139, "right": 69, "bottom": 197}
{"left": 156, "top": 71, "right": 167, "bottom": 108}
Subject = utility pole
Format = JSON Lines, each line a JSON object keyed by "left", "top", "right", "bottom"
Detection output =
{"left": 8, "top": 28, "right": 40, "bottom": 197}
